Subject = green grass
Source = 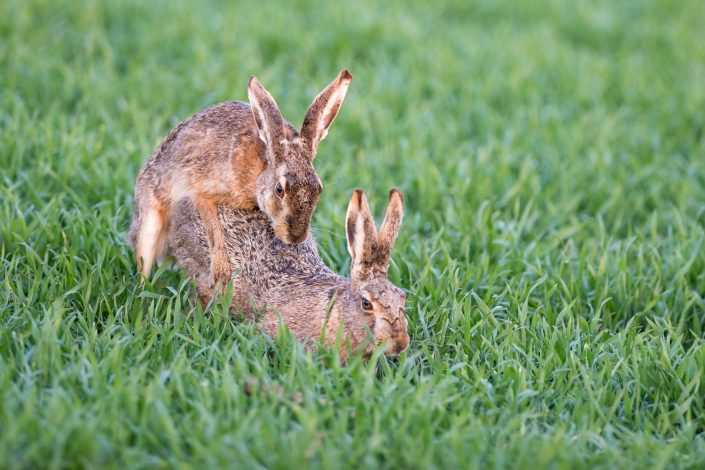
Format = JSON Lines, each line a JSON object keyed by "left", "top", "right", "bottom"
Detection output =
{"left": 2, "top": 0, "right": 705, "bottom": 467}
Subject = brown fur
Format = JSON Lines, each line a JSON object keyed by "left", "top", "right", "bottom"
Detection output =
{"left": 166, "top": 189, "right": 409, "bottom": 360}
{"left": 129, "top": 70, "right": 353, "bottom": 288}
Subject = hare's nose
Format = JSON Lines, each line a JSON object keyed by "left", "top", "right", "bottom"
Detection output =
{"left": 390, "top": 314, "right": 404, "bottom": 333}
{"left": 393, "top": 332, "right": 410, "bottom": 354}
{"left": 285, "top": 217, "right": 309, "bottom": 241}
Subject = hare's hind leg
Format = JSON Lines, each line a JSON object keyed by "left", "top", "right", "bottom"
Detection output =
{"left": 133, "top": 201, "right": 169, "bottom": 280}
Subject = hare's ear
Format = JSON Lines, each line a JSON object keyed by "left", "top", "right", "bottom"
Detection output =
{"left": 248, "top": 76, "right": 285, "bottom": 149}
{"left": 300, "top": 69, "right": 352, "bottom": 157}
{"left": 376, "top": 188, "right": 404, "bottom": 263}
{"left": 345, "top": 189, "right": 378, "bottom": 272}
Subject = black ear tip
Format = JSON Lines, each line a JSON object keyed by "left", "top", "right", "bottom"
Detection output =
{"left": 248, "top": 75, "right": 260, "bottom": 88}
{"left": 389, "top": 188, "right": 404, "bottom": 205}
{"left": 352, "top": 189, "right": 364, "bottom": 205}
{"left": 340, "top": 68, "right": 353, "bottom": 82}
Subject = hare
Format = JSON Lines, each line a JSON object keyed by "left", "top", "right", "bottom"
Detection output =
{"left": 128, "top": 69, "right": 353, "bottom": 289}
{"left": 167, "top": 189, "right": 410, "bottom": 359}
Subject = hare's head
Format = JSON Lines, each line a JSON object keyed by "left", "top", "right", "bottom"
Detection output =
{"left": 345, "top": 189, "right": 409, "bottom": 357}
{"left": 248, "top": 69, "right": 353, "bottom": 244}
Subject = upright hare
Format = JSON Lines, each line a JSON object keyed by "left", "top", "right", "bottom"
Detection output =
{"left": 167, "top": 189, "right": 410, "bottom": 359}
{"left": 129, "top": 69, "right": 353, "bottom": 288}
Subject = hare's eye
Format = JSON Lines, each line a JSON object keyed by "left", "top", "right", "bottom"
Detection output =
{"left": 275, "top": 182, "right": 284, "bottom": 198}
{"left": 361, "top": 298, "right": 373, "bottom": 312}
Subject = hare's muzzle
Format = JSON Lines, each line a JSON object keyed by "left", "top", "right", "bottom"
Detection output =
{"left": 288, "top": 230, "right": 309, "bottom": 244}
{"left": 285, "top": 219, "right": 310, "bottom": 244}
{"left": 384, "top": 333, "right": 410, "bottom": 357}
{"left": 387, "top": 310, "right": 410, "bottom": 356}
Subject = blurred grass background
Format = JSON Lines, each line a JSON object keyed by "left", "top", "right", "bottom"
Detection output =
{"left": 1, "top": 0, "right": 705, "bottom": 467}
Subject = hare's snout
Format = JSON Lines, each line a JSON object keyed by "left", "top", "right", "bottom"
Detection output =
{"left": 393, "top": 331, "right": 410, "bottom": 355}
{"left": 392, "top": 336, "right": 410, "bottom": 355}
{"left": 277, "top": 226, "right": 308, "bottom": 244}
{"left": 384, "top": 334, "right": 410, "bottom": 357}
{"left": 290, "top": 233, "right": 308, "bottom": 244}
{"left": 286, "top": 224, "right": 309, "bottom": 244}
{"left": 283, "top": 214, "right": 311, "bottom": 244}
{"left": 382, "top": 309, "right": 410, "bottom": 357}
{"left": 271, "top": 218, "right": 309, "bottom": 245}
{"left": 277, "top": 174, "right": 321, "bottom": 244}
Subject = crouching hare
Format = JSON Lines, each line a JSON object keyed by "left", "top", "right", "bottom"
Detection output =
{"left": 129, "top": 69, "right": 353, "bottom": 288}
{"left": 167, "top": 189, "right": 410, "bottom": 359}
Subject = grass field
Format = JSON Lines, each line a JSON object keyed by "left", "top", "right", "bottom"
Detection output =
{"left": 2, "top": 0, "right": 705, "bottom": 467}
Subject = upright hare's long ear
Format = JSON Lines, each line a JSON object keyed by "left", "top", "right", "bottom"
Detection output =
{"left": 300, "top": 69, "right": 353, "bottom": 157}
{"left": 346, "top": 189, "right": 378, "bottom": 284}
{"left": 248, "top": 76, "right": 285, "bottom": 150}
{"left": 376, "top": 188, "right": 404, "bottom": 265}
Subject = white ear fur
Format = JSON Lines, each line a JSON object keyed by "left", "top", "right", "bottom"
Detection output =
{"left": 345, "top": 190, "right": 378, "bottom": 268}
{"left": 301, "top": 69, "right": 352, "bottom": 156}
{"left": 248, "top": 93, "right": 269, "bottom": 144}
{"left": 345, "top": 192, "right": 360, "bottom": 260}
{"left": 248, "top": 76, "right": 283, "bottom": 147}
{"left": 315, "top": 80, "right": 350, "bottom": 143}
{"left": 345, "top": 189, "right": 404, "bottom": 279}
{"left": 377, "top": 189, "right": 404, "bottom": 255}
{"left": 351, "top": 210, "right": 367, "bottom": 263}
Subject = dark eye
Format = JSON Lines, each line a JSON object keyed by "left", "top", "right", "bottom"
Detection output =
{"left": 361, "top": 298, "right": 373, "bottom": 311}
{"left": 275, "top": 182, "right": 284, "bottom": 197}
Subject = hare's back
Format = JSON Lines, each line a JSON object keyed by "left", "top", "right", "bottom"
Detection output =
{"left": 168, "top": 200, "right": 330, "bottom": 283}
{"left": 217, "top": 205, "right": 328, "bottom": 280}
{"left": 186, "top": 101, "right": 253, "bottom": 135}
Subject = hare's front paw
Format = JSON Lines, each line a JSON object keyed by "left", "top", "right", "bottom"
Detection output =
{"left": 210, "top": 258, "right": 232, "bottom": 294}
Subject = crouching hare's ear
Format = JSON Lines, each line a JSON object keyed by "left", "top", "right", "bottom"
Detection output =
{"left": 345, "top": 188, "right": 404, "bottom": 286}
